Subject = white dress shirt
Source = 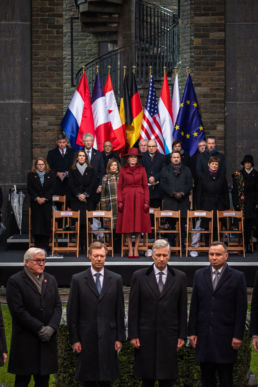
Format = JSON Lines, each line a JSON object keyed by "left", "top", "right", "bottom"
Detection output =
{"left": 153, "top": 264, "right": 168, "bottom": 286}
{"left": 91, "top": 266, "right": 104, "bottom": 288}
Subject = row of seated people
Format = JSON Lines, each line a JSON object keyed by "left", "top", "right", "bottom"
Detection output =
{"left": 28, "top": 132, "right": 258, "bottom": 255}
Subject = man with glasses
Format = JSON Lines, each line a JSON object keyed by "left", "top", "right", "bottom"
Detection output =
{"left": 142, "top": 139, "right": 165, "bottom": 208}
{"left": 6, "top": 248, "right": 62, "bottom": 387}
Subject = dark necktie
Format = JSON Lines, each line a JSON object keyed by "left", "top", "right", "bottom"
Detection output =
{"left": 95, "top": 273, "right": 102, "bottom": 294}
{"left": 158, "top": 272, "right": 164, "bottom": 293}
{"left": 212, "top": 270, "right": 220, "bottom": 290}
{"left": 87, "top": 150, "right": 91, "bottom": 162}
{"left": 61, "top": 149, "right": 65, "bottom": 157}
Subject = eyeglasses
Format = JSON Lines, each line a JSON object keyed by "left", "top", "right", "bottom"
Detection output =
{"left": 148, "top": 145, "right": 157, "bottom": 148}
{"left": 31, "top": 259, "right": 46, "bottom": 264}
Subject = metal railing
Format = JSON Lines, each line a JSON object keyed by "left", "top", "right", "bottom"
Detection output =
{"left": 74, "top": 0, "right": 179, "bottom": 95}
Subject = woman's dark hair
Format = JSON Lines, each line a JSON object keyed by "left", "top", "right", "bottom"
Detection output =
{"left": 71, "top": 150, "right": 92, "bottom": 169}
{"left": 106, "top": 158, "right": 121, "bottom": 174}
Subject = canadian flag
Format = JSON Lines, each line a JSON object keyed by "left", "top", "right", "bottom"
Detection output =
{"left": 104, "top": 74, "right": 125, "bottom": 150}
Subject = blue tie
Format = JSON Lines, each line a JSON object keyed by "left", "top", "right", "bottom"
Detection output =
{"left": 95, "top": 273, "right": 102, "bottom": 294}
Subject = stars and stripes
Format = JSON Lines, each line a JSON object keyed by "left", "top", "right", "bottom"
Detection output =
{"left": 140, "top": 75, "right": 165, "bottom": 154}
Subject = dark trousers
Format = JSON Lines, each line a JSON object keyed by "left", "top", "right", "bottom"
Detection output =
{"left": 200, "top": 362, "right": 233, "bottom": 387}
{"left": 33, "top": 235, "right": 50, "bottom": 252}
{"left": 142, "top": 379, "right": 174, "bottom": 387}
{"left": 15, "top": 374, "right": 49, "bottom": 387}
{"left": 83, "top": 382, "right": 111, "bottom": 387}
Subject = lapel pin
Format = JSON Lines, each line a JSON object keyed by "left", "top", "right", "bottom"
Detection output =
{"left": 44, "top": 279, "right": 48, "bottom": 283}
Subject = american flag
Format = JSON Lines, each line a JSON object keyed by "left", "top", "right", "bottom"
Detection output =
{"left": 140, "top": 75, "right": 165, "bottom": 154}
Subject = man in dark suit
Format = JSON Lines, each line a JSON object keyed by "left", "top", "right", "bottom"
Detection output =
{"left": 67, "top": 241, "right": 125, "bottom": 387}
{"left": 188, "top": 241, "right": 247, "bottom": 387}
{"left": 142, "top": 139, "right": 165, "bottom": 208}
{"left": 83, "top": 133, "right": 105, "bottom": 208}
{"left": 101, "top": 140, "right": 121, "bottom": 170}
{"left": 6, "top": 247, "right": 62, "bottom": 387}
{"left": 47, "top": 133, "right": 75, "bottom": 196}
{"left": 128, "top": 239, "right": 187, "bottom": 387}
{"left": 251, "top": 271, "right": 258, "bottom": 351}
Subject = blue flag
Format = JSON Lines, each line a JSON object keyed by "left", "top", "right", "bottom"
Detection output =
{"left": 173, "top": 74, "right": 205, "bottom": 157}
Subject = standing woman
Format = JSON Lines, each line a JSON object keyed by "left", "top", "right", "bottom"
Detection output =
{"left": 100, "top": 158, "right": 120, "bottom": 229}
{"left": 27, "top": 157, "right": 55, "bottom": 251}
{"left": 232, "top": 155, "right": 258, "bottom": 252}
{"left": 116, "top": 148, "right": 151, "bottom": 258}
{"left": 68, "top": 150, "right": 96, "bottom": 252}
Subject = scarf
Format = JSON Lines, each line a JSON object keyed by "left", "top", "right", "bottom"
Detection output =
{"left": 208, "top": 168, "right": 218, "bottom": 179}
{"left": 24, "top": 266, "right": 44, "bottom": 294}
{"left": 76, "top": 162, "right": 87, "bottom": 175}
{"left": 244, "top": 167, "right": 253, "bottom": 174}
{"left": 172, "top": 163, "right": 182, "bottom": 176}
{"left": 36, "top": 170, "right": 46, "bottom": 185}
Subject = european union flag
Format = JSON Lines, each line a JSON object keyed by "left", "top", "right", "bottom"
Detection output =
{"left": 173, "top": 74, "right": 205, "bottom": 157}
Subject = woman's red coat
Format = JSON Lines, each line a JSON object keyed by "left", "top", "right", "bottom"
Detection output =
{"left": 116, "top": 163, "right": 151, "bottom": 233}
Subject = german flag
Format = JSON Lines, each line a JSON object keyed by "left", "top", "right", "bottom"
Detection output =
{"left": 126, "top": 73, "right": 143, "bottom": 148}
{"left": 120, "top": 74, "right": 133, "bottom": 152}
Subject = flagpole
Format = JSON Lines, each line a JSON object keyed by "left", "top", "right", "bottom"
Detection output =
{"left": 107, "top": 65, "right": 111, "bottom": 74}
{"left": 149, "top": 66, "right": 152, "bottom": 80}
{"left": 132, "top": 65, "right": 136, "bottom": 74}
{"left": 186, "top": 66, "right": 190, "bottom": 76}
{"left": 82, "top": 65, "right": 85, "bottom": 73}
{"left": 96, "top": 65, "right": 99, "bottom": 74}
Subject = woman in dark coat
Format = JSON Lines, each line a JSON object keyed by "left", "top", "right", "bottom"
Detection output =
{"left": 68, "top": 150, "right": 96, "bottom": 251}
{"left": 0, "top": 302, "right": 7, "bottom": 367}
{"left": 232, "top": 154, "right": 258, "bottom": 252}
{"left": 27, "top": 157, "right": 55, "bottom": 251}
{"left": 196, "top": 156, "right": 230, "bottom": 238}
{"left": 196, "top": 156, "right": 229, "bottom": 211}
{"left": 116, "top": 148, "right": 151, "bottom": 258}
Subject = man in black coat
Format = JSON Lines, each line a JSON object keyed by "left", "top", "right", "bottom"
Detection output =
{"left": 128, "top": 239, "right": 187, "bottom": 387}
{"left": 188, "top": 241, "right": 247, "bottom": 387}
{"left": 0, "top": 302, "right": 7, "bottom": 367}
{"left": 142, "top": 139, "right": 165, "bottom": 208}
{"left": 6, "top": 247, "right": 62, "bottom": 387}
{"left": 251, "top": 271, "right": 258, "bottom": 352}
{"left": 101, "top": 140, "right": 121, "bottom": 170}
{"left": 83, "top": 133, "right": 105, "bottom": 208}
{"left": 47, "top": 133, "right": 75, "bottom": 197}
{"left": 67, "top": 241, "right": 125, "bottom": 386}
{"left": 195, "top": 136, "right": 226, "bottom": 178}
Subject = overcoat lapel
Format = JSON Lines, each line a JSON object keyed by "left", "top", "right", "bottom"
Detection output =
{"left": 84, "top": 269, "right": 99, "bottom": 298}
{"left": 22, "top": 271, "right": 41, "bottom": 296}
{"left": 161, "top": 268, "right": 176, "bottom": 298}
{"left": 145, "top": 265, "right": 160, "bottom": 298}
{"left": 41, "top": 274, "right": 49, "bottom": 298}
{"left": 213, "top": 264, "right": 231, "bottom": 293}
{"left": 99, "top": 269, "right": 112, "bottom": 301}
{"left": 204, "top": 266, "right": 214, "bottom": 294}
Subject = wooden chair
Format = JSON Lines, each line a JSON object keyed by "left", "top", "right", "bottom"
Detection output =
{"left": 154, "top": 210, "right": 182, "bottom": 257}
{"left": 217, "top": 210, "right": 245, "bottom": 257}
{"left": 86, "top": 211, "right": 114, "bottom": 257}
{"left": 52, "top": 210, "right": 80, "bottom": 257}
{"left": 186, "top": 210, "right": 213, "bottom": 257}
{"left": 52, "top": 195, "right": 66, "bottom": 210}
{"left": 146, "top": 207, "right": 160, "bottom": 250}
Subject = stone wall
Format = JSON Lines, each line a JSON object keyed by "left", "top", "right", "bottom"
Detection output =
{"left": 31, "top": 0, "right": 64, "bottom": 159}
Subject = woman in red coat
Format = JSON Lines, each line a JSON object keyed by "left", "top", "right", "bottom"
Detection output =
{"left": 116, "top": 148, "right": 151, "bottom": 257}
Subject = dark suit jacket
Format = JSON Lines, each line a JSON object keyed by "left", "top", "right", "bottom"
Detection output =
{"left": 128, "top": 265, "right": 187, "bottom": 380}
{"left": 67, "top": 268, "right": 125, "bottom": 382}
{"left": 6, "top": 270, "right": 62, "bottom": 375}
{"left": 86, "top": 148, "right": 105, "bottom": 187}
{"left": 188, "top": 265, "right": 247, "bottom": 364}
{"left": 251, "top": 271, "right": 258, "bottom": 336}
{"left": 0, "top": 302, "right": 7, "bottom": 367}
{"left": 196, "top": 148, "right": 226, "bottom": 178}
{"left": 142, "top": 152, "right": 165, "bottom": 200}
{"left": 47, "top": 147, "right": 75, "bottom": 195}
{"left": 101, "top": 151, "right": 121, "bottom": 170}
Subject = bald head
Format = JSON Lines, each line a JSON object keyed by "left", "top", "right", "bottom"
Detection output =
{"left": 147, "top": 140, "right": 157, "bottom": 155}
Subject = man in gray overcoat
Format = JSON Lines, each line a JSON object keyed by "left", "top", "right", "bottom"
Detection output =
{"left": 128, "top": 239, "right": 187, "bottom": 387}
{"left": 6, "top": 247, "right": 62, "bottom": 387}
{"left": 67, "top": 241, "right": 125, "bottom": 387}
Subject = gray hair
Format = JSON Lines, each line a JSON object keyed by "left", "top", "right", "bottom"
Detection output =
{"left": 83, "top": 133, "right": 94, "bottom": 141}
{"left": 88, "top": 241, "right": 108, "bottom": 255}
{"left": 139, "top": 139, "right": 148, "bottom": 145}
{"left": 152, "top": 239, "right": 171, "bottom": 254}
{"left": 24, "top": 247, "right": 46, "bottom": 263}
